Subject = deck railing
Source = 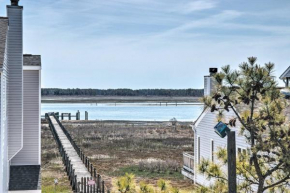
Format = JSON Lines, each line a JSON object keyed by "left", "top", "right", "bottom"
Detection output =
{"left": 46, "top": 113, "right": 109, "bottom": 193}
{"left": 183, "top": 152, "right": 194, "bottom": 173}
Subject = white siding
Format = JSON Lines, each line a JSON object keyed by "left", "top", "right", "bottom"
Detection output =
{"left": 11, "top": 70, "right": 40, "bottom": 165}
{"left": 1, "top": 26, "right": 9, "bottom": 193}
{"left": 1, "top": 73, "right": 9, "bottom": 193}
{"left": 194, "top": 109, "right": 250, "bottom": 186}
{"left": 7, "top": 6, "right": 23, "bottom": 160}
{"left": 204, "top": 76, "right": 209, "bottom": 96}
{"left": 204, "top": 76, "right": 217, "bottom": 96}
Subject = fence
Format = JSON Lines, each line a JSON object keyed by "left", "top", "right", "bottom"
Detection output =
{"left": 43, "top": 111, "right": 87, "bottom": 120}
{"left": 46, "top": 113, "right": 109, "bottom": 193}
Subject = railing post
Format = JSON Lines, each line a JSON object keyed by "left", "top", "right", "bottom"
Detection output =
{"left": 90, "top": 164, "right": 93, "bottom": 176}
{"left": 74, "top": 175, "right": 77, "bottom": 191}
{"left": 85, "top": 111, "right": 88, "bottom": 120}
{"left": 97, "top": 174, "right": 100, "bottom": 193}
{"left": 84, "top": 177, "right": 87, "bottom": 193}
{"left": 82, "top": 177, "right": 84, "bottom": 193}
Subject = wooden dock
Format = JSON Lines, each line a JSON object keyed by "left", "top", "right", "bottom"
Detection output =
{"left": 50, "top": 115, "right": 92, "bottom": 181}
{"left": 46, "top": 113, "right": 108, "bottom": 193}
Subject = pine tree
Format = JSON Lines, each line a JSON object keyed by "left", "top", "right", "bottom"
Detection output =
{"left": 199, "top": 57, "right": 290, "bottom": 192}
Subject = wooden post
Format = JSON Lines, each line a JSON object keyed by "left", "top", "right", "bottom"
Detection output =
{"left": 76, "top": 111, "right": 79, "bottom": 120}
{"left": 74, "top": 175, "right": 77, "bottom": 191}
{"left": 84, "top": 177, "right": 87, "bottom": 193}
{"left": 97, "top": 174, "right": 100, "bottom": 192}
{"left": 85, "top": 111, "right": 88, "bottom": 120}
{"left": 87, "top": 177, "right": 90, "bottom": 193}
{"left": 102, "top": 181, "right": 105, "bottom": 193}
{"left": 78, "top": 110, "right": 80, "bottom": 120}
{"left": 69, "top": 113, "right": 71, "bottom": 120}
{"left": 90, "top": 177, "right": 93, "bottom": 193}
{"left": 82, "top": 177, "right": 84, "bottom": 193}
{"left": 90, "top": 164, "right": 93, "bottom": 176}
{"left": 61, "top": 113, "right": 64, "bottom": 120}
{"left": 227, "top": 131, "right": 237, "bottom": 193}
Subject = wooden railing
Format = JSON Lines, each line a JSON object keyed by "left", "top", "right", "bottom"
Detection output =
{"left": 183, "top": 152, "right": 194, "bottom": 173}
{"left": 46, "top": 113, "right": 109, "bottom": 193}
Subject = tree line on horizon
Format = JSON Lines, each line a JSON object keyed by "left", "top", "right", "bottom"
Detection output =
{"left": 41, "top": 88, "right": 204, "bottom": 97}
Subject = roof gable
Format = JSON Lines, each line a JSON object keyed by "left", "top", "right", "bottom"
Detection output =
{"left": 280, "top": 66, "right": 290, "bottom": 79}
{"left": 0, "top": 17, "right": 8, "bottom": 67}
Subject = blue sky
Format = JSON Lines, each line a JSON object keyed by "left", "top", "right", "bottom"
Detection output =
{"left": 1, "top": 0, "right": 290, "bottom": 89}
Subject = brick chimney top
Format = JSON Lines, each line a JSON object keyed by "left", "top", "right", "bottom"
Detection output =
{"left": 11, "top": 0, "right": 19, "bottom": 6}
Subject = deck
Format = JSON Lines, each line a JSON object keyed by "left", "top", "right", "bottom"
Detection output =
{"left": 182, "top": 152, "right": 195, "bottom": 181}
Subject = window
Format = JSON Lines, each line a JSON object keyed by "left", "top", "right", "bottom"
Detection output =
{"left": 211, "top": 139, "right": 214, "bottom": 162}
{"left": 197, "top": 136, "right": 200, "bottom": 164}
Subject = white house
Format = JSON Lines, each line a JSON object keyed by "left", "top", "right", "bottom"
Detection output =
{"left": 182, "top": 68, "right": 251, "bottom": 186}
{"left": 182, "top": 66, "right": 290, "bottom": 190}
{"left": 0, "top": 0, "right": 41, "bottom": 192}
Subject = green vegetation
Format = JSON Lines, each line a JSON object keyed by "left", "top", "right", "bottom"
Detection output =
{"left": 42, "top": 177, "right": 72, "bottom": 193}
{"left": 41, "top": 88, "right": 203, "bottom": 97}
{"left": 111, "top": 165, "right": 184, "bottom": 180}
{"left": 41, "top": 125, "right": 72, "bottom": 193}
{"left": 200, "top": 57, "right": 290, "bottom": 192}
{"left": 115, "top": 173, "right": 182, "bottom": 193}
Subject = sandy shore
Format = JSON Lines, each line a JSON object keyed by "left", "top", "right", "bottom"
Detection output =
{"left": 42, "top": 96, "right": 201, "bottom": 103}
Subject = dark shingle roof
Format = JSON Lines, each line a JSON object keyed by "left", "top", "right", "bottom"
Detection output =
{"left": 0, "top": 17, "right": 8, "bottom": 67}
{"left": 9, "top": 165, "right": 41, "bottom": 190}
{"left": 23, "top": 54, "right": 41, "bottom": 66}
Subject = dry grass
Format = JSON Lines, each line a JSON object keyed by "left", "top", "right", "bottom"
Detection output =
{"left": 41, "top": 124, "right": 72, "bottom": 193}
{"left": 62, "top": 121, "right": 195, "bottom": 190}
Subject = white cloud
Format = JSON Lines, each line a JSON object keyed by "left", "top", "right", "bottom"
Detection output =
{"left": 5, "top": 0, "right": 289, "bottom": 89}
{"left": 181, "top": 0, "right": 217, "bottom": 13}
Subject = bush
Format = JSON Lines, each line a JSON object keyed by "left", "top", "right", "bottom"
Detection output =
{"left": 138, "top": 159, "right": 179, "bottom": 173}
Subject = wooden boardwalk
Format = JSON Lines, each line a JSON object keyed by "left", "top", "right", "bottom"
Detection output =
{"left": 50, "top": 115, "right": 92, "bottom": 181}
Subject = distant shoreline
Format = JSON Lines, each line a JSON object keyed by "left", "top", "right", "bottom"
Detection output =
{"left": 41, "top": 96, "right": 202, "bottom": 104}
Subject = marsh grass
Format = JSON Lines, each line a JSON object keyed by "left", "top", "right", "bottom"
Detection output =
{"left": 41, "top": 125, "right": 72, "bottom": 192}
{"left": 111, "top": 165, "right": 184, "bottom": 180}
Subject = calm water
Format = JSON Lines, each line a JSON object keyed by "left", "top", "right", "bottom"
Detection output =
{"left": 41, "top": 103, "right": 203, "bottom": 121}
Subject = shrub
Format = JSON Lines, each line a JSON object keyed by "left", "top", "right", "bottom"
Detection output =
{"left": 138, "top": 159, "right": 180, "bottom": 173}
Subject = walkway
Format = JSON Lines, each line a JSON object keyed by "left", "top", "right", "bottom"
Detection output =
{"left": 49, "top": 115, "right": 91, "bottom": 182}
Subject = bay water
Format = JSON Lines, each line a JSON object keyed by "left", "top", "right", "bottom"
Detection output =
{"left": 41, "top": 103, "right": 203, "bottom": 121}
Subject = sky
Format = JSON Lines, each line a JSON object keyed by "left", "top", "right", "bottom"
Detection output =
{"left": 0, "top": 0, "right": 290, "bottom": 89}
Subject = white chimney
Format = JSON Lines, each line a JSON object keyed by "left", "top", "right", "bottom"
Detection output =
{"left": 7, "top": 0, "right": 24, "bottom": 160}
{"left": 204, "top": 68, "right": 218, "bottom": 96}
